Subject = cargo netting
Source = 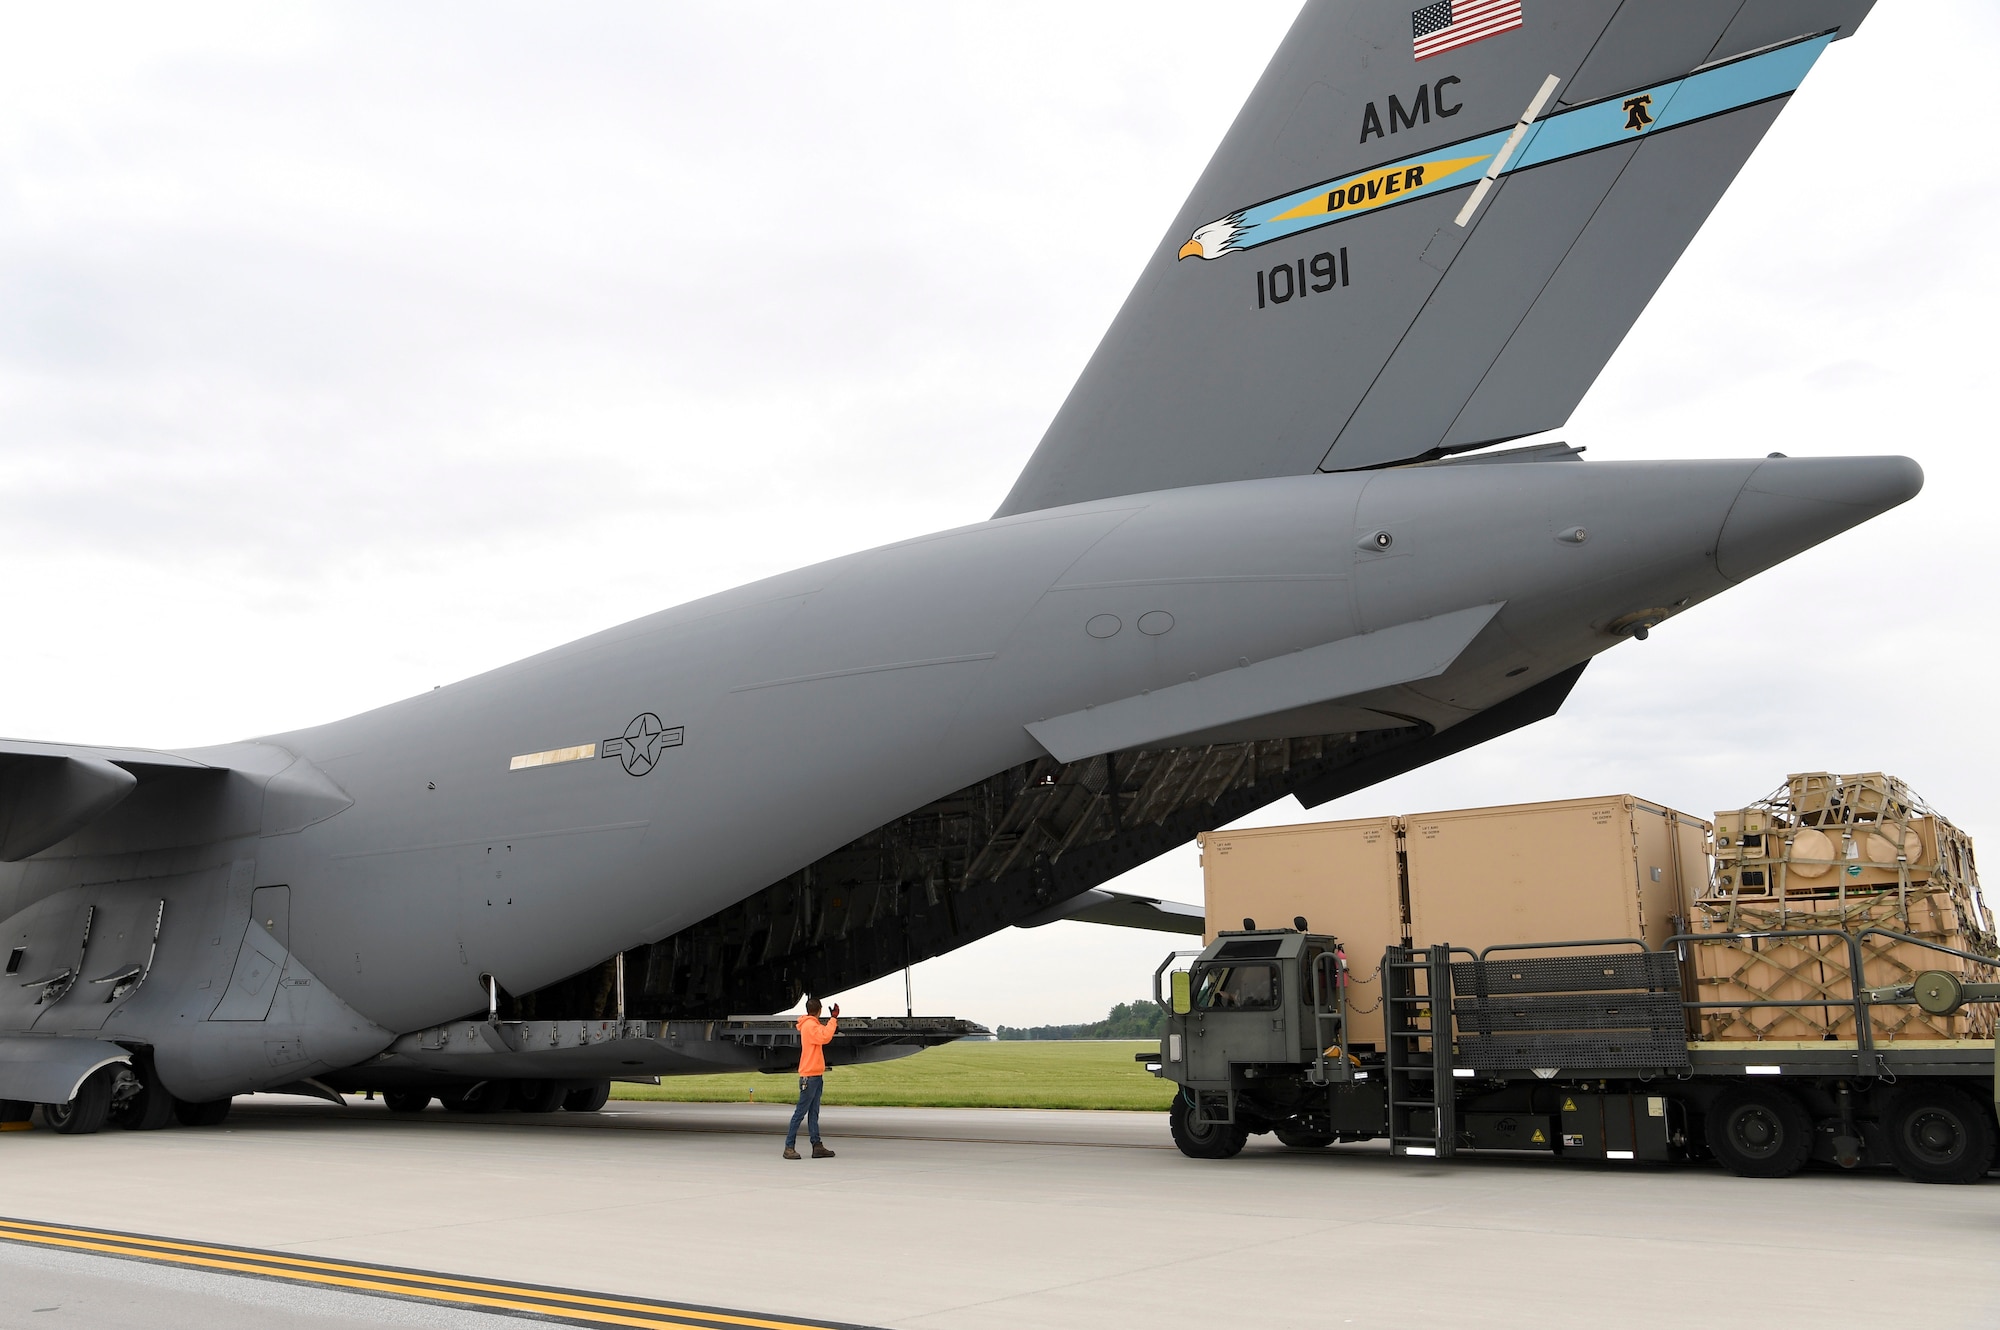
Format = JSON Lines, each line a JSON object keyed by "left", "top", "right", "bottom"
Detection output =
{"left": 1692, "top": 772, "right": 1996, "bottom": 1041}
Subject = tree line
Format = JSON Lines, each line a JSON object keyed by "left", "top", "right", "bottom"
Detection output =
{"left": 995, "top": 998, "right": 1164, "bottom": 1041}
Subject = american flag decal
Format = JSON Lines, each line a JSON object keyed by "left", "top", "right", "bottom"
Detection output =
{"left": 1412, "top": 1, "right": 1524, "bottom": 61}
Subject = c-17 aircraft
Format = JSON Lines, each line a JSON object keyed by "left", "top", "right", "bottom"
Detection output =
{"left": 1, "top": 0, "right": 1914, "bottom": 1132}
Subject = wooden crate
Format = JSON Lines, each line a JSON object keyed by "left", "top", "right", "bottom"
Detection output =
{"left": 1710, "top": 816, "right": 1941, "bottom": 897}
{"left": 1786, "top": 772, "right": 1840, "bottom": 819}
{"left": 1839, "top": 772, "right": 1916, "bottom": 822}
{"left": 1686, "top": 890, "right": 1996, "bottom": 1042}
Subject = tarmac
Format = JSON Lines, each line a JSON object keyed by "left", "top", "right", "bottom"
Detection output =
{"left": 3, "top": 1096, "right": 1999, "bottom": 1330}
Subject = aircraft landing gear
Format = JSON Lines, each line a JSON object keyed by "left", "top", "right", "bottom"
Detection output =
{"left": 382, "top": 1090, "right": 433, "bottom": 1113}
{"left": 109, "top": 1057, "right": 176, "bottom": 1131}
{"left": 173, "top": 1096, "right": 234, "bottom": 1128}
{"left": 112, "top": 1080, "right": 176, "bottom": 1131}
{"left": 441, "top": 1080, "right": 511, "bottom": 1113}
{"left": 513, "top": 1079, "right": 565, "bottom": 1114}
{"left": 563, "top": 1080, "right": 612, "bottom": 1113}
{"left": 40, "top": 1068, "right": 115, "bottom": 1135}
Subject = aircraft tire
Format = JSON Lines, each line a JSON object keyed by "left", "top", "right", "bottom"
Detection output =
{"left": 382, "top": 1090, "right": 432, "bottom": 1113}
{"left": 1705, "top": 1086, "right": 1811, "bottom": 1178}
{"left": 173, "top": 1097, "right": 234, "bottom": 1128}
{"left": 41, "top": 1069, "right": 114, "bottom": 1135}
{"left": 441, "top": 1081, "right": 510, "bottom": 1113}
{"left": 1273, "top": 1128, "right": 1335, "bottom": 1149}
{"left": 1169, "top": 1094, "right": 1247, "bottom": 1160}
{"left": 563, "top": 1081, "right": 612, "bottom": 1113}
{"left": 0, "top": 1100, "right": 32, "bottom": 1123}
{"left": 1883, "top": 1083, "right": 1997, "bottom": 1185}
{"left": 513, "top": 1079, "right": 565, "bottom": 1114}
{"left": 112, "top": 1071, "right": 177, "bottom": 1131}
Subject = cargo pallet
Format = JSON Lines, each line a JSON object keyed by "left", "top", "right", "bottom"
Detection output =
{"left": 1150, "top": 927, "right": 1999, "bottom": 1184}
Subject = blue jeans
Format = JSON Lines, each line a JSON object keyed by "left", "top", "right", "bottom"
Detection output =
{"left": 785, "top": 1075, "right": 824, "bottom": 1149}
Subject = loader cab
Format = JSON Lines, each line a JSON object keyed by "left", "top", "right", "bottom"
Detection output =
{"left": 1166, "top": 928, "right": 1344, "bottom": 1085}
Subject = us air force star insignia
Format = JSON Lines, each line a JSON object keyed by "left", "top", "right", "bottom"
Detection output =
{"left": 600, "top": 712, "right": 684, "bottom": 776}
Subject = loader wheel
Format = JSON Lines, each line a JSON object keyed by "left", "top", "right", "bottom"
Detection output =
{"left": 1274, "top": 1128, "right": 1335, "bottom": 1149}
{"left": 382, "top": 1090, "right": 432, "bottom": 1113}
{"left": 1170, "top": 1094, "right": 1247, "bottom": 1160}
{"left": 1705, "top": 1086, "right": 1811, "bottom": 1178}
{"left": 1884, "top": 1084, "right": 1996, "bottom": 1185}
{"left": 173, "top": 1097, "right": 234, "bottom": 1128}
{"left": 41, "top": 1069, "right": 114, "bottom": 1136}
{"left": 563, "top": 1081, "right": 612, "bottom": 1113}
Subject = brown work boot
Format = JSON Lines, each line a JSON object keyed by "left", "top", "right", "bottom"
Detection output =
{"left": 811, "top": 1143, "right": 835, "bottom": 1159}
{"left": 782, "top": 1147, "right": 801, "bottom": 1160}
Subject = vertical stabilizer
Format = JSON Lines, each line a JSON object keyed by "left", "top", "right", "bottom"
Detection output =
{"left": 997, "top": 0, "right": 1873, "bottom": 517}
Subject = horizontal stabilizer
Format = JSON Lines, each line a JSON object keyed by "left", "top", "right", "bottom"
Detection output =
{"left": 0, "top": 740, "right": 205, "bottom": 862}
{"left": 0, "top": 738, "right": 209, "bottom": 770}
{"left": 0, "top": 738, "right": 351, "bottom": 861}
{"left": 1026, "top": 603, "right": 1502, "bottom": 763}
{"left": 0, "top": 755, "right": 137, "bottom": 862}
{"left": 1015, "top": 889, "right": 1205, "bottom": 936}
{"left": 0, "top": 1033, "right": 131, "bottom": 1105}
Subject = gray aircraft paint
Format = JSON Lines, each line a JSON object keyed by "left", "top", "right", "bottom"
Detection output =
{"left": 0, "top": 1, "right": 1918, "bottom": 1108}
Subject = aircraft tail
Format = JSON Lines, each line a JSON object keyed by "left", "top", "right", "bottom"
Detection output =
{"left": 997, "top": 0, "right": 1873, "bottom": 517}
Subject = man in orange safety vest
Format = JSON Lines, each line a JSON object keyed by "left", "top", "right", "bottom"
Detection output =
{"left": 783, "top": 997, "right": 839, "bottom": 1160}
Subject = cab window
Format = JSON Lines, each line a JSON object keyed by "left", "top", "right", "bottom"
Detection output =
{"left": 1191, "top": 962, "right": 1278, "bottom": 1011}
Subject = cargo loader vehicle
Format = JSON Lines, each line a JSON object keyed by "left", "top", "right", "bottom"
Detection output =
{"left": 1150, "top": 776, "right": 1999, "bottom": 1184}
{"left": 1148, "top": 926, "right": 1998, "bottom": 1183}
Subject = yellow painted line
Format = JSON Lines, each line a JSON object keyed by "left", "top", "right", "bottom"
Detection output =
{"left": 0, "top": 1216, "right": 874, "bottom": 1330}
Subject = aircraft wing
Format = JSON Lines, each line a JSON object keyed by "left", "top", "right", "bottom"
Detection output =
{"left": 0, "top": 739, "right": 210, "bottom": 862}
{"left": 997, "top": 0, "right": 1875, "bottom": 516}
{"left": 1015, "top": 889, "right": 1206, "bottom": 936}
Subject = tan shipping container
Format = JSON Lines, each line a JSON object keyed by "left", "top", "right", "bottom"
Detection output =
{"left": 1199, "top": 817, "right": 1401, "bottom": 1049}
{"left": 1405, "top": 796, "right": 1709, "bottom": 955}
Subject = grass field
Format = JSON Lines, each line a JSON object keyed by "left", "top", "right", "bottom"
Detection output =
{"left": 610, "top": 1039, "right": 1173, "bottom": 1111}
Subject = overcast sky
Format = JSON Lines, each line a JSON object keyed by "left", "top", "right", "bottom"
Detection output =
{"left": 2, "top": 3, "right": 1994, "bottom": 1027}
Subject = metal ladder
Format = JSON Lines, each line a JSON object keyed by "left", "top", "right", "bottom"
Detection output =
{"left": 1383, "top": 944, "right": 1456, "bottom": 1158}
{"left": 1307, "top": 944, "right": 1355, "bottom": 1086}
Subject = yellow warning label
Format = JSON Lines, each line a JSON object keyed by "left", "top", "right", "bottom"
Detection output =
{"left": 1531, "top": 1129, "right": 1546, "bottom": 1143}
{"left": 1562, "top": 1098, "right": 1578, "bottom": 1112}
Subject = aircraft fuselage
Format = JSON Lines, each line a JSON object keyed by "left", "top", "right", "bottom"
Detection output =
{"left": 0, "top": 454, "right": 1917, "bottom": 1100}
